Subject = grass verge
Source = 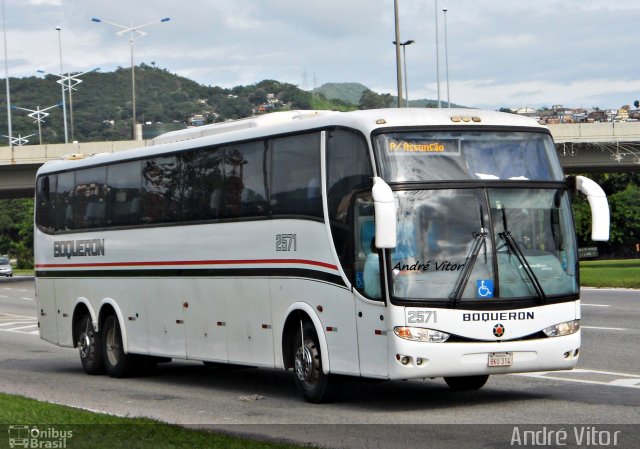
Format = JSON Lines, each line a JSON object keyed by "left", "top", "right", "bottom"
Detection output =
{"left": 579, "top": 259, "right": 640, "bottom": 289}
{"left": 0, "top": 393, "right": 309, "bottom": 449}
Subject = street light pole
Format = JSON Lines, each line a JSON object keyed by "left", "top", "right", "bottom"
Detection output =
{"left": 56, "top": 26, "right": 69, "bottom": 143}
{"left": 393, "top": 0, "right": 404, "bottom": 108}
{"left": 393, "top": 40, "right": 415, "bottom": 107}
{"left": 443, "top": 8, "right": 450, "bottom": 108}
{"left": 2, "top": 0, "right": 13, "bottom": 154}
{"left": 38, "top": 68, "right": 99, "bottom": 142}
{"left": 435, "top": 0, "right": 441, "bottom": 108}
{"left": 12, "top": 103, "right": 60, "bottom": 145}
{"left": 91, "top": 16, "right": 170, "bottom": 140}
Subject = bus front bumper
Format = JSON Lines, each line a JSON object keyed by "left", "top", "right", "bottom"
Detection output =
{"left": 388, "top": 331, "right": 581, "bottom": 380}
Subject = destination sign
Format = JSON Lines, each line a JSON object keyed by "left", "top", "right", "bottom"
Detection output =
{"left": 386, "top": 138, "right": 460, "bottom": 155}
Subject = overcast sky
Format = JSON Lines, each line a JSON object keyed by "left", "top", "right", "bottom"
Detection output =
{"left": 4, "top": 0, "right": 640, "bottom": 110}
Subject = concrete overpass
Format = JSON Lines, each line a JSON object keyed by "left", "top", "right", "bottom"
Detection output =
{"left": 1, "top": 122, "right": 639, "bottom": 199}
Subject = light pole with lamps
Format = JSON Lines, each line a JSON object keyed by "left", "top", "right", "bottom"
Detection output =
{"left": 393, "top": 0, "right": 404, "bottom": 108}
{"left": 12, "top": 103, "right": 60, "bottom": 145}
{"left": 38, "top": 67, "right": 100, "bottom": 142}
{"left": 2, "top": 133, "right": 35, "bottom": 146}
{"left": 91, "top": 16, "right": 170, "bottom": 140}
{"left": 434, "top": 0, "right": 441, "bottom": 108}
{"left": 2, "top": 0, "right": 13, "bottom": 153}
{"left": 393, "top": 40, "right": 415, "bottom": 107}
{"left": 55, "top": 26, "right": 69, "bottom": 143}
{"left": 443, "top": 7, "right": 450, "bottom": 108}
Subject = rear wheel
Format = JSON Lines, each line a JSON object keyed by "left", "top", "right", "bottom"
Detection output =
{"left": 292, "top": 321, "right": 342, "bottom": 403}
{"left": 102, "top": 314, "right": 136, "bottom": 378}
{"left": 444, "top": 375, "right": 489, "bottom": 391}
{"left": 77, "top": 313, "right": 104, "bottom": 374}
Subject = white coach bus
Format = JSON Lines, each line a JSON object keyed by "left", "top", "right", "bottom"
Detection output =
{"left": 34, "top": 108, "right": 609, "bottom": 402}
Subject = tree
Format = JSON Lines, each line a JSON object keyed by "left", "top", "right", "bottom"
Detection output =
{"left": 634, "top": 100, "right": 640, "bottom": 109}
{"left": 358, "top": 89, "right": 393, "bottom": 109}
{"left": 0, "top": 199, "right": 34, "bottom": 268}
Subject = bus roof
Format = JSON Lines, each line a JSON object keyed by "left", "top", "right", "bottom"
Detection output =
{"left": 37, "top": 108, "right": 548, "bottom": 175}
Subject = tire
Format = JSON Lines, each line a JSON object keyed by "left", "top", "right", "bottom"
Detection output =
{"left": 292, "top": 321, "right": 342, "bottom": 403}
{"left": 77, "top": 313, "right": 104, "bottom": 374}
{"left": 444, "top": 375, "right": 489, "bottom": 391}
{"left": 102, "top": 314, "right": 136, "bottom": 378}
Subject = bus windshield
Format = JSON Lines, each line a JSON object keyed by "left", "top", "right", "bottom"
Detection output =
{"left": 388, "top": 188, "right": 578, "bottom": 303}
{"left": 374, "top": 130, "right": 564, "bottom": 182}
{"left": 372, "top": 129, "right": 578, "bottom": 304}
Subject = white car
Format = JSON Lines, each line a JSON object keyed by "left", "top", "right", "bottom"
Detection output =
{"left": 0, "top": 256, "right": 13, "bottom": 277}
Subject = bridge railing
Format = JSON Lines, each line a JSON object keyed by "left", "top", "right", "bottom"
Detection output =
{"left": 548, "top": 122, "right": 640, "bottom": 143}
{"left": 0, "top": 140, "right": 150, "bottom": 165}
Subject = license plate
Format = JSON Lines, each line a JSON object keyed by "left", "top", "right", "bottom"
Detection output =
{"left": 488, "top": 352, "right": 513, "bottom": 367}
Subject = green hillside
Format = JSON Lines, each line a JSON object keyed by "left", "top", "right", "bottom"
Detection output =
{"left": 0, "top": 65, "right": 353, "bottom": 144}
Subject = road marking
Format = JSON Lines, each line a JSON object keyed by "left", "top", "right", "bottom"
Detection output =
{"left": 582, "top": 326, "right": 631, "bottom": 331}
{"left": 21, "top": 297, "right": 34, "bottom": 301}
{"left": 514, "top": 369, "right": 640, "bottom": 389}
{"left": 0, "top": 313, "right": 38, "bottom": 335}
{"left": 582, "top": 304, "right": 610, "bottom": 307}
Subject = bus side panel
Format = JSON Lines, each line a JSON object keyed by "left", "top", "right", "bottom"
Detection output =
{"left": 183, "top": 279, "right": 229, "bottom": 362}
{"left": 35, "top": 278, "right": 59, "bottom": 345}
{"left": 271, "top": 279, "right": 359, "bottom": 376}
{"left": 53, "top": 279, "right": 77, "bottom": 347}
{"left": 100, "top": 278, "right": 148, "bottom": 355}
{"left": 145, "top": 279, "right": 186, "bottom": 358}
{"left": 226, "top": 278, "right": 274, "bottom": 367}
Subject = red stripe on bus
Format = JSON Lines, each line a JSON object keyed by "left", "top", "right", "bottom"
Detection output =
{"left": 35, "top": 258, "right": 338, "bottom": 271}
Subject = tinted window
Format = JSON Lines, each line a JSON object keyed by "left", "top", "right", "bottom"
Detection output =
{"left": 181, "top": 147, "right": 224, "bottom": 221}
{"left": 36, "top": 175, "right": 56, "bottom": 232}
{"left": 142, "top": 156, "right": 180, "bottom": 224}
{"left": 74, "top": 166, "right": 107, "bottom": 229}
{"left": 54, "top": 172, "right": 75, "bottom": 231}
{"left": 326, "top": 129, "right": 373, "bottom": 285}
{"left": 270, "top": 133, "right": 321, "bottom": 217}
{"left": 107, "top": 161, "right": 142, "bottom": 226}
{"left": 223, "top": 142, "right": 268, "bottom": 218}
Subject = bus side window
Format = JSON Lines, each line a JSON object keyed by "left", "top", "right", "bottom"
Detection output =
{"left": 270, "top": 133, "right": 322, "bottom": 218}
{"left": 54, "top": 172, "right": 75, "bottom": 231}
{"left": 107, "top": 160, "right": 142, "bottom": 226}
{"left": 181, "top": 147, "right": 223, "bottom": 221}
{"left": 75, "top": 166, "right": 107, "bottom": 229}
{"left": 142, "top": 156, "right": 180, "bottom": 224}
{"left": 223, "top": 142, "right": 268, "bottom": 218}
{"left": 326, "top": 128, "right": 373, "bottom": 285}
{"left": 37, "top": 175, "right": 58, "bottom": 232}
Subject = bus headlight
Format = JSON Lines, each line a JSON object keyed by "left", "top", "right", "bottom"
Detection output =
{"left": 394, "top": 327, "right": 450, "bottom": 343}
{"left": 543, "top": 319, "right": 580, "bottom": 337}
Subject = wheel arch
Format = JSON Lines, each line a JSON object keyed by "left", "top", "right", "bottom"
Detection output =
{"left": 71, "top": 298, "right": 96, "bottom": 349}
{"left": 281, "top": 302, "right": 330, "bottom": 374}
{"left": 97, "top": 298, "right": 129, "bottom": 354}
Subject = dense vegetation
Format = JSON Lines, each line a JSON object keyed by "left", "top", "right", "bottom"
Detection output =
{"left": 1, "top": 64, "right": 358, "bottom": 144}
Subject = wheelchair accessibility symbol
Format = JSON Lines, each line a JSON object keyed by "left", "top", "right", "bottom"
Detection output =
{"left": 476, "top": 280, "right": 494, "bottom": 298}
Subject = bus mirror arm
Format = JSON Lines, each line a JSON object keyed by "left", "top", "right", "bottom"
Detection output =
{"left": 372, "top": 177, "right": 397, "bottom": 248}
{"left": 568, "top": 175, "right": 610, "bottom": 241}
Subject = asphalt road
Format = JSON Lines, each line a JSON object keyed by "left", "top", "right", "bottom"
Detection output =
{"left": 1, "top": 278, "right": 639, "bottom": 449}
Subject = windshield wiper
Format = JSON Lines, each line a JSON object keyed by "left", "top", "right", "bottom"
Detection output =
{"left": 449, "top": 228, "right": 487, "bottom": 308}
{"left": 497, "top": 204, "right": 546, "bottom": 303}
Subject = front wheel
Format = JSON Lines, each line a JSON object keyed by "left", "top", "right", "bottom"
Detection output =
{"left": 444, "top": 375, "right": 489, "bottom": 391}
{"left": 77, "top": 313, "right": 104, "bottom": 374}
{"left": 102, "top": 314, "right": 136, "bottom": 378}
{"left": 292, "top": 321, "right": 342, "bottom": 403}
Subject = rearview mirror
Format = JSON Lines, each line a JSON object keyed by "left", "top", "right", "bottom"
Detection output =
{"left": 372, "top": 177, "right": 397, "bottom": 248}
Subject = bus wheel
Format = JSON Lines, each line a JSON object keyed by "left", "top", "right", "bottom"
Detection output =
{"left": 102, "top": 314, "right": 135, "bottom": 378}
{"left": 292, "top": 321, "right": 342, "bottom": 403}
{"left": 77, "top": 314, "right": 104, "bottom": 374}
{"left": 444, "top": 375, "right": 489, "bottom": 391}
